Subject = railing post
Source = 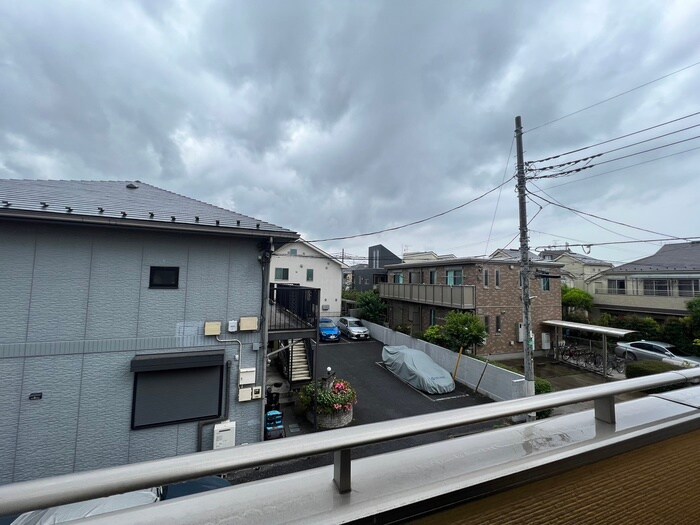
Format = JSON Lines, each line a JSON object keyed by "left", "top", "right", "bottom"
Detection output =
{"left": 594, "top": 396, "right": 616, "bottom": 424}
{"left": 334, "top": 448, "right": 352, "bottom": 494}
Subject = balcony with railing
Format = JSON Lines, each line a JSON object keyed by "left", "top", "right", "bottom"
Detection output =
{"left": 593, "top": 284, "right": 698, "bottom": 315}
{"left": 378, "top": 282, "right": 476, "bottom": 309}
{"left": 268, "top": 284, "right": 320, "bottom": 340}
{"left": 1, "top": 369, "right": 699, "bottom": 523}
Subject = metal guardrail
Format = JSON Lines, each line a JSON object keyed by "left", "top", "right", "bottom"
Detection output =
{"left": 1, "top": 368, "right": 699, "bottom": 516}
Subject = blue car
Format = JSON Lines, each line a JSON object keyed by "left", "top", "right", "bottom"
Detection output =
{"left": 319, "top": 318, "right": 341, "bottom": 342}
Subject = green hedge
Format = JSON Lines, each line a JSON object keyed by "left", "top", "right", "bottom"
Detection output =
{"left": 535, "top": 378, "right": 553, "bottom": 419}
{"left": 625, "top": 360, "right": 684, "bottom": 394}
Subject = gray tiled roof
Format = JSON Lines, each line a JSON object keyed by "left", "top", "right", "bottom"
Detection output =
{"left": 0, "top": 179, "right": 298, "bottom": 238}
{"left": 557, "top": 252, "right": 613, "bottom": 265}
{"left": 612, "top": 242, "right": 700, "bottom": 272}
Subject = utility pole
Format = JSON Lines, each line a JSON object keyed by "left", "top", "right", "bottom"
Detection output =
{"left": 515, "top": 116, "right": 536, "bottom": 420}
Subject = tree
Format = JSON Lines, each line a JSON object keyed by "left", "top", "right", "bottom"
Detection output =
{"left": 422, "top": 311, "right": 487, "bottom": 353}
{"left": 561, "top": 287, "right": 593, "bottom": 320}
{"left": 357, "top": 291, "right": 386, "bottom": 324}
{"left": 687, "top": 298, "right": 700, "bottom": 333}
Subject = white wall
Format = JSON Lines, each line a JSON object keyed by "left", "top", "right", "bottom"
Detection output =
{"left": 362, "top": 321, "right": 526, "bottom": 402}
{"left": 272, "top": 242, "right": 344, "bottom": 317}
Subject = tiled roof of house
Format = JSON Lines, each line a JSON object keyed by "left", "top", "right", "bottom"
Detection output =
{"left": 612, "top": 242, "right": 700, "bottom": 272}
{"left": 557, "top": 252, "right": 613, "bottom": 266}
{"left": 0, "top": 179, "right": 298, "bottom": 239}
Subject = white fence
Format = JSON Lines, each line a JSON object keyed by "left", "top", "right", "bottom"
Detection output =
{"left": 363, "top": 321, "right": 526, "bottom": 402}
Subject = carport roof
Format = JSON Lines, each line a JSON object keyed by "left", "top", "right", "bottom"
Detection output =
{"left": 543, "top": 320, "right": 637, "bottom": 338}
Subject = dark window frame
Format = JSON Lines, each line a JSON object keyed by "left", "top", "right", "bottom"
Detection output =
{"left": 130, "top": 350, "right": 224, "bottom": 430}
{"left": 275, "top": 267, "right": 289, "bottom": 280}
{"left": 306, "top": 268, "right": 314, "bottom": 282}
{"left": 149, "top": 266, "right": 180, "bottom": 289}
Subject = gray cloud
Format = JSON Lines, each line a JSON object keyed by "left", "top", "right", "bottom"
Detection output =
{"left": 1, "top": 0, "right": 699, "bottom": 265}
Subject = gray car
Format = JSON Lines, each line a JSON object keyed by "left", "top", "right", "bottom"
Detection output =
{"left": 614, "top": 340, "right": 700, "bottom": 367}
{"left": 337, "top": 317, "right": 370, "bottom": 340}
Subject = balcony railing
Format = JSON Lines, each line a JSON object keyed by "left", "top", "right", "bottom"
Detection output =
{"left": 595, "top": 289, "right": 700, "bottom": 297}
{"left": 1, "top": 368, "right": 698, "bottom": 518}
{"left": 378, "top": 283, "right": 475, "bottom": 309}
{"left": 268, "top": 284, "right": 320, "bottom": 333}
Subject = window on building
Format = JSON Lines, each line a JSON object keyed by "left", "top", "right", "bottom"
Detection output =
{"left": 409, "top": 271, "right": 420, "bottom": 284}
{"left": 289, "top": 248, "right": 298, "bottom": 256}
{"left": 643, "top": 279, "right": 669, "bottom": 296}
{"left": 130, "top": 350, "right": 224, "bottom": 429}
{"left": 541, "top": 276, "right": 551, "bottom": 291}
{"left": 484, "top": 315, "right": 490, "bottom": 334}
{"left": 678, "top": 279, "right": 700, "bottom": 297}
{"left": 483, "top": 269, "right": 489, "bottom": 287}
{"left": 495, "top": 270, "right": 501, "bottom": 287}
{"left": 306, "top": 269, "right": 314, "bottom": 281}
{"left": 447, "top": 269, "right": 463, "bottom": 286}
{"left": 429, "top": 270, "right": 437, "bottom": 284}
{"left": 275, "top": 268, "right": 289, "bottom": 280}
{"left": 496, "top": 315, "right": 502, "bottom": 333}
{"left": 393, "top": 273, "right": 404, "bottom": 284}
{"left": 607, "top": 279, "right": 626, "bottom": 295}
{"left": 149, "top": 267, "right": 179, "bottom": 289}
{"left": 430, "top": 308, "right": 437, "bottom": 326}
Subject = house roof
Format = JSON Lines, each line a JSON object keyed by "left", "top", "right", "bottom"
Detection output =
{"left": 386, "top": 256, "right": 563, "bottom": 270}
{"left": 489, "top": 248, "right": 540, "bottom": 260}
{"left": 0, "top": 179, "right": 298, "bottom": 241}
{"left": 609, "top": 242, "right": 700, "bottom": 273}
{"left": 555, "top": 252, "right": 613, "bottom": 266}
{"left": 276, "top": 239, "right": 349, "bottom": 269}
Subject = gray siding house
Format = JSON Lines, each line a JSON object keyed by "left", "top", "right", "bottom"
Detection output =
{"left": 0, "top": 180, "right": 298, "bottom": 484}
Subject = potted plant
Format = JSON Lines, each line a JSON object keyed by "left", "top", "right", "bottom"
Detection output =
{"left": 299, "top": 378, "right": 357, "bottom": 429}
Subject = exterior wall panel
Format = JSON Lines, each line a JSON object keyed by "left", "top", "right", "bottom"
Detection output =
{"left": 0, "top": 226, "right": 35, "bottom": 344}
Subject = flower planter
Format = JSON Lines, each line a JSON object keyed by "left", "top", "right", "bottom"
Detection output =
{"left": 307, "top": 406, "right": 353, "bottom": 429}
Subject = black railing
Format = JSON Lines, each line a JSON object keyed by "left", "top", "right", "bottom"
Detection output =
{"left": 269, "top": 284, "right": 320, "bottom": 332}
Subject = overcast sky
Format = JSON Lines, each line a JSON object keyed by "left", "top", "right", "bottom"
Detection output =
{"left": 1, "top": 0, "right": 699, "bottom": 266}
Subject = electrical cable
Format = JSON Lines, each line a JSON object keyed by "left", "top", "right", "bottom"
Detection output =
{"left": 526, "top": 192, "right": 685, "bottom": 239}
{"left": 528, "top": 132, "right": 700, "bottom": 180}
{"left": 529, "top": 181, "right": 652, "bottom": 244}
{"left": 524, "top": 59, "right": 700, "bottom": 133}
{"left": 528, "top": 110, "right": 700, "bottom": 163}
{"left": 527, "top": 122, "right": 700, "bottom": 172}
{"left": 484, "top": 136, "right": 515, "bottom": 256}
{"left": 529, "top": 144, "right": 700, "bottom": 191}
{"left": 307, "top": 176, "right": 516, "bottom": 243}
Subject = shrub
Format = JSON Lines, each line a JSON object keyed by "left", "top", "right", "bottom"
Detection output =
{"left": 299, "top": 378, "right": 357, "bottom": 415}
{"left": 422, "top": 325, "right": 449, "bottom": 347}
{"left": 535, "top": 378, "right": 554, "bottom": 419}
{"left": 357, "top": 291, "right": 387, "bottom": 324}
{"left": 625, "top": 360, "right": 684, "bottom": 394}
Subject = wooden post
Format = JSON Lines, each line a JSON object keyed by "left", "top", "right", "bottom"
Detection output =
{"left": 453, "top": 346, "right": 464, "bottom": 380}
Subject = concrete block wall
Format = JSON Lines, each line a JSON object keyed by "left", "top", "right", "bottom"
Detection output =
{"left": 364, "top": 321, "right": 526, "bottom": 402}
{"left": 0, "top": 222, "right": 268, "bottom": 484}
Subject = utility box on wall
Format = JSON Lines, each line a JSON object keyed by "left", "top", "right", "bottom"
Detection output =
{"left": 239, "top": 368, "right": 256, "bottom": 385}
{"left": 213, "top": 420, "right": 236, "bottom": 449}
{"left": 239, "top": 316, "right": 259, "bottom": 331}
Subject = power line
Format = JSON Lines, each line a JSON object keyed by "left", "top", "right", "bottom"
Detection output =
{"left": 307, "top": 176, "right": 515, "bottom": 243}
{"left": 484, "top": 136, "right": 515, "bottom": 256}
{"left": 529, "top": 181, "right": 653, "bottom": 245}
{"left": 527, "top": 132, "right": 700, "bottom": 180}
{"left": 530, "top": 144, "right": 700, "bottom": 191}
{"left": 526, "top": 192, "right": 685, "bottom": 240}
{"left": 528, "top": 110, "right": 700, "bottom": 163}
{"left": 534, "top": 236, "right": 700, "bottom": 251}
{"left": 527, "top": 122, "right": 700, "bottom": 172}
{"left": 524, "top": 59, "right": 700, "bottom": 133}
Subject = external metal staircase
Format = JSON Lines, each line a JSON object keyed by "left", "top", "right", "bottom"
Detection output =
{"left": 290, "top": 339, "right": 312, "bottom": 383}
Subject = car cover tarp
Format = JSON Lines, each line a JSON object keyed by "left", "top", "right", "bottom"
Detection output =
{"left": 382, "top": 345, "right": 455, "bottom": 394}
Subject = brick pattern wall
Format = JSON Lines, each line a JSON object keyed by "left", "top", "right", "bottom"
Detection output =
{"left": 386, "top": 261, "right": 562, "bottom": 355}
{"left": 0, "top": 222, "right": 267, "bottom": 484}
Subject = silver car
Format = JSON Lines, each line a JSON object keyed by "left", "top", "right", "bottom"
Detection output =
{"left": 614, "top": 340, "right": 700, "bottom": 367}
{"left": 337, "top": 317, "right": 370, "bottom": 340}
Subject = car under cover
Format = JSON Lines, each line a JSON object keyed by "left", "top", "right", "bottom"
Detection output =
{"left": 382, "top": 345, "right": 455, "bottom": 394}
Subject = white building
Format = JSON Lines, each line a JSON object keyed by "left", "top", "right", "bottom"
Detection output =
{"left": 271, "top": 240, "right": 347, "bottom": 318}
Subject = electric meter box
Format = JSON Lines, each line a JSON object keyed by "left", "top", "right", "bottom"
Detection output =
{"left": 213, "top": 420, "right": 236, "bottom": 449}
{"left": 228, "top": 320, "right": 238, "bottom": 333}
